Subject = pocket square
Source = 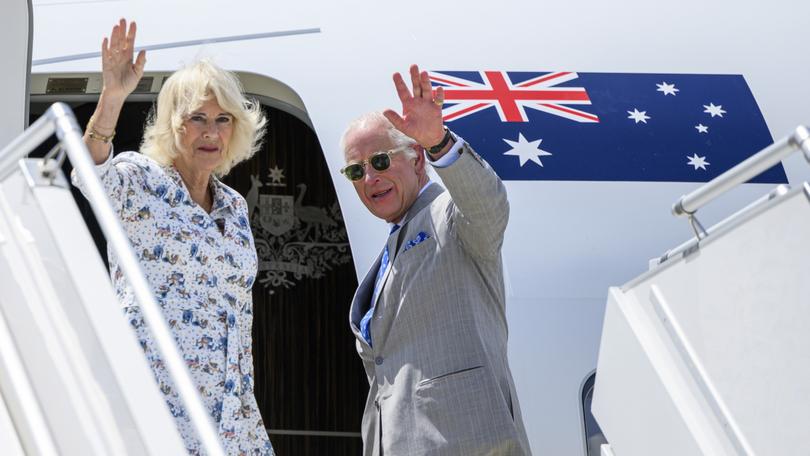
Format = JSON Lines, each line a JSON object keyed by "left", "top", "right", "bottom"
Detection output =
{"left": 403, "top": 231, "right": 431, "bottom": 252}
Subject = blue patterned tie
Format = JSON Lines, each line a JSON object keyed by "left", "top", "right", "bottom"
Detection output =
{"left": 360, "top": 224, "right": 399, "bottom": 346}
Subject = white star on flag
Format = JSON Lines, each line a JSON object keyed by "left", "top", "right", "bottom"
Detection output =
{"left": 656, "top": 82, "right": 679, "bottom": 96}
{"left": 695, "top": 124, "right": 709, "bottom": 133}
{"left": 268, "top": 165, "right": 285, "bottom": 183}
{"left": 503, "top": 133, "right": 552, "bottom": 167}
{"left": 687, "top": 154, "right": 710, "bottom": 170}
{"left": 627, "top": 108, "right": 650, "bottom": 124}
{"left": 703, "top": 103, "right": 726, "bottom": 117}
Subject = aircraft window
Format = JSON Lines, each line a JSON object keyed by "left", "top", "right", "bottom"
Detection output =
{"left": 582, "top": 372, "right": 608, "bottom": 456}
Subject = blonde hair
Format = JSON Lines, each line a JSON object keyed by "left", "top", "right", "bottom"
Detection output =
{"left": 140, "top": 60, "right": 267, "bottom": 176}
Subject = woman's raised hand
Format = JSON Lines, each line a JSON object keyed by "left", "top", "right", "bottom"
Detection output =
{"left": 84, "top": 18, "right": 146, "bottom": 164}
{"left": 101, "top": 18, "right": 146, "bottom": 101}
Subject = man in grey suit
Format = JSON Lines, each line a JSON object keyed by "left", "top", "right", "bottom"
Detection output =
{"left": 340, "top": 64, "right": 531, "bottom": 456}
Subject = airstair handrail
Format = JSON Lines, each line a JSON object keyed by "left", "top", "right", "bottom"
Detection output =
{"left": 0, "top": 103, "right": 226, "bottom": 456}
{"left": 672, "top": 125, "right": 810, "bottom": 217}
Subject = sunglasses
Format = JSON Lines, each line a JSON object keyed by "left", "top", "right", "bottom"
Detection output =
{"left": 340, "top": 147, "right": 408, "bottom": 181}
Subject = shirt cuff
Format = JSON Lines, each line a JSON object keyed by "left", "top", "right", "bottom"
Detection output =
{"left": 95, "top": 143, "right": 115, "bottom": 172}
{"left": 70, "top": 144, "right": 114, "bottom": 188}
{"left": 428, "top": 133, "right": 466, "bottom": 168}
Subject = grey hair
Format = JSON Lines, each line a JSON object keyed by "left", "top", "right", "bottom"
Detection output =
{"left": 339, "top": 111, "right": 418, "bottom": 160}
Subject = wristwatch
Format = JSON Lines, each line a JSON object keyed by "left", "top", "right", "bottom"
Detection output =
{"left": 427, "top": 127, "right": 454, "bottom": 155}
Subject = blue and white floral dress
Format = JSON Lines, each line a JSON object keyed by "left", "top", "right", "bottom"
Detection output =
{"left": 73, "top": 151, "right": 274, "bottom": 455}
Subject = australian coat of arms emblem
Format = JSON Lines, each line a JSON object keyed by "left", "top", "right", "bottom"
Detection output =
{"left": 246, "top": 166, "right": 351, "bottom": 293}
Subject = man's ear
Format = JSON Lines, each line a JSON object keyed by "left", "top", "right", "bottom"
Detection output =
{"left": 412, "top": 144, "right": 426, "bottom": 173}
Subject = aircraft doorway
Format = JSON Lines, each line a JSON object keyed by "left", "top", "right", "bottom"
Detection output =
{"left": 29, "top": 93, "right": 366, "bottom": 455}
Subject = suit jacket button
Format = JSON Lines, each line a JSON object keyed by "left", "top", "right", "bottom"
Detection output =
{"left": 374, "top": 356, "right": 384, "bottom": 366}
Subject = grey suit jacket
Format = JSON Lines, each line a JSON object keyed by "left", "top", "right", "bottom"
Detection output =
{"left": 349, "top": 143, "right": 531, "bottom": 456}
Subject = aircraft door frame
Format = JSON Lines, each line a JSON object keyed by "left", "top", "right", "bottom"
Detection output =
{"left": 0, "top": 0, "right": 32, "bottom": 148}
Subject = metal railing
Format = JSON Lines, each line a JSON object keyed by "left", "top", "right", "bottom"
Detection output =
{"left": 0, "top": 102, "right": 225, "bottom": 456}
{"left": 670, "top": 125, "right": 810, "bottom": 243}
{"left": 672, "top": 125, "right": 810, "bottom": 218}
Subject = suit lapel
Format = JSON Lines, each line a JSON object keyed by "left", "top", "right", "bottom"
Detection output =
{"left": 350, "top": 250, "right": 383, "bottom": 337}
{"left": 351, "top": 183, "right": 447, "bottom": 347}
{"left": 398, "top": 183, "right": 445, "bottom": 230}
{"left": 369, "top": 229, "right": 402, "bottom": 316}
{"left": 370, "top": 183, "right": 446, "bottom": 313}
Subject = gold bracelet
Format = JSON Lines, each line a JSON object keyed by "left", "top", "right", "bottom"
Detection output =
{"left": 86, "top": 117, "right": 116, "bottom": 144}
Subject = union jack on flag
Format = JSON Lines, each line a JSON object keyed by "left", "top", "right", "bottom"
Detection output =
{"left": 429, "top": 70, "right": 786, "bottom": 183}
{"left": 430, "top": 71, "right": 599, "bottom": 123}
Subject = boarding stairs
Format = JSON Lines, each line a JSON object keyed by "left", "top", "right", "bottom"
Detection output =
{"left": 0, "top": 103, "right": 225, "bottom": 455}
{"left": 593, "top": 126, "right": 810, "bottom": 455}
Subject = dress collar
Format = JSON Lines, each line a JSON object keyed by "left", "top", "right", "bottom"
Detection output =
{"left": 166, "top": 165, "right": 238, "bottom": 216}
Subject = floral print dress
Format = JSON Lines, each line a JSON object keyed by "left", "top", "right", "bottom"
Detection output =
{"left": 72, "top": 151, "right": 274, "bottom": 455}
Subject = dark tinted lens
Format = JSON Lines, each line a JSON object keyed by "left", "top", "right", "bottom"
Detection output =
{"left": 343, "top": 164, "right": 364, "bottom": 181}
{"left": 370, "top": 153, "right": 391, "bottom": 171}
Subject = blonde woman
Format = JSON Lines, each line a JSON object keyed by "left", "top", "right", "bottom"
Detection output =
{"left": 72, "top": 19, "right": 273, "bottom": 455}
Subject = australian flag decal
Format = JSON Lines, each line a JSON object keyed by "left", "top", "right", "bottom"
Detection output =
{"left": 430, "top": 70, "right": 787, "bottom": 183}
